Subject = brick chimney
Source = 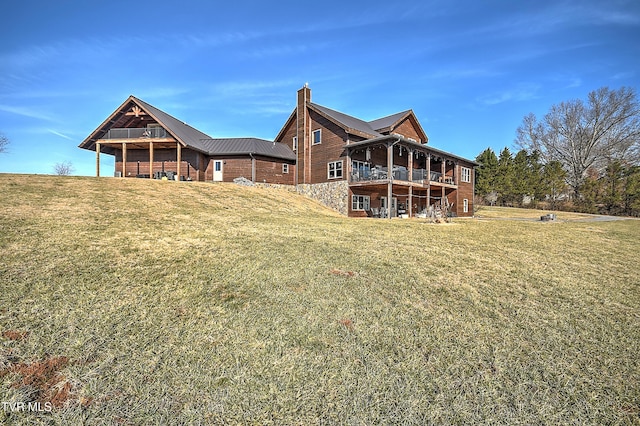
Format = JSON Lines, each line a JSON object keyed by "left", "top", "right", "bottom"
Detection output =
{"left": 296, "top": 83, "right": 311, "bottom": 184}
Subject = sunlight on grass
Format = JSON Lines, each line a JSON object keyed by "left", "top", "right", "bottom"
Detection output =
{"left": 1, "top": 175, "right": 639, "bottom": 424}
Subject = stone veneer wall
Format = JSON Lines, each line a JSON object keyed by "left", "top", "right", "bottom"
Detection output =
{"left": 254, "top": 181, "right": 349, "bottom": 216}
{"left": 296, "top": 181, "right": 349, "bottom": 216}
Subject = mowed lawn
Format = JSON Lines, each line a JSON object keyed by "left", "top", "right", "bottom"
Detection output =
{"left": 1, "top": 174, "right": 639, "bottom": 425}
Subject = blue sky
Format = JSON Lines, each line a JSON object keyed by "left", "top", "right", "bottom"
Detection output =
{"left": 1, "top": 0, "right": 639, "bottom": 176}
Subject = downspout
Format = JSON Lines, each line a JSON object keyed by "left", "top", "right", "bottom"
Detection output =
{"left": 249, "top": 153, "right": 256, "bottom": 183}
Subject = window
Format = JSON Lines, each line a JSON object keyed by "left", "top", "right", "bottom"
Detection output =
{"left": 352, "top": 195, "right": 370, "bottom": 211}
{"left": 292, "top": 136, "right": 297, "bottom": 151}
{"left": 463, "top": 199, "right": 469, "bottom": 213}
{"left": 312, "top": 129, "right": 321, "bottom": 145}
{"left": 461, "top": 167, "right": 471, "bottom": 183}
{"left": 282, "top": 164, "right": 289, "bottom": 174}
{"left": 327, "top": 161, "right": 343, "bottom": 179}
{"left": 215, "top": 162, "right": 222, "bottom": 172}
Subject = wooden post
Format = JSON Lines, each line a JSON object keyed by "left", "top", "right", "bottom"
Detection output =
{"left": 122, "top": 143, "right": 127, "bottom": 177}
{"left": 441, "top": 158, "right": 446, "bottom": 182}
{"left": 426, "top": 153, "right": 431, "bottom": 208}
{"left": 149, "top": 142, "right": 154, "bottom": 179}
{"left": 408, "top": 149, "right": 413, "bottom": 182}
{"left": 409, "top": 186, "right": 413, "bottom": 218}
{"left": 387, "top": 142, "right": 393, "bottom": 219}
{"left": 95, "top": 142, "right": 101, "bottom": 177}
{"left": 176, "top": 143, "right": 182, "bottom": 180}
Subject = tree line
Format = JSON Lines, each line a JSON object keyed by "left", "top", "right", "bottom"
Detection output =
{"left": 475, "top": 86, "right": 640, "bottom": 217}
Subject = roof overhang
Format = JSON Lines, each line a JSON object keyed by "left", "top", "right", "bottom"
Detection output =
{"left": 345, "top": 134, "right": 478, "bottom": 166}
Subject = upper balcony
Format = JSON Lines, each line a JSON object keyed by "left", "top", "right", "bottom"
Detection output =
{"left": 99, "top": 127, "right": 172, "bottom": 140}
{"left": 350, "top": 165, "right": 455, "bottom": 186}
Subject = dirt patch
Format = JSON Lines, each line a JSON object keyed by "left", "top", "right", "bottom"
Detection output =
{"left": 330, "top": 268, "right": 357, "bottom": 277}
{"left": 338, "top": 318, "right": 355, "bottom": 332}
{"left": 0, "top": 355, "right": 88, "bottom": 409}
{"left": 2, "top": 330, "right": 29, "bottom": 341}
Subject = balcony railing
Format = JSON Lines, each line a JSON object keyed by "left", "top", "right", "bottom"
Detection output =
{"left": 350, "top": 166, "right": 455, "bottom": 185}
{"left": 102, "top": 127, "right": 168, "bottom": 139}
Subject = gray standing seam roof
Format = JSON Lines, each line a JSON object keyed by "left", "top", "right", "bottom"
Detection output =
{"left": 309, "top": 103, "right": 413, "bottom": 137}
{"left": 133, "top": 98, "right": 295, "bottom": 161}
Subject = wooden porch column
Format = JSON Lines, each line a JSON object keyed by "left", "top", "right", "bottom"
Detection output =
{"left": 122, "top": 143, "right": 127, "bottom": 177}
{"left": 409, "top": 186, "right": 413, "bottom": 217}
{"left": 441, "top": 158, "right": 446, "bottom": 182}
{"left": 408, "top": 149, "right": 413, "bottom": 182}
{"left": 387, "top": 142, "right": 393, "bottom": 220}
{"left": 149, "top": 142, "right": 154, "bottom": 179}
{"left": 426, "top": 153, "right": 431, "bottom": 207}
{"left": 176, "top": 143, "right": 182, "bottom": 180}
{"left": 95, "top": 143, "right": 101, "bottom": 177}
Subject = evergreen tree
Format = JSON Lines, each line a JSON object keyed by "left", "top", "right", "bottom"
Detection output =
{"left": 496, "top": 148, "right": 515, "bottom": 205}
{"left": 475, "top": 148, "right": 498, "bottom": 197}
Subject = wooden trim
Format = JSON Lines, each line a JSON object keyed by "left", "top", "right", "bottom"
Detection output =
{"left": 122, "top": 143, "right": 127, "bottom": 177}
{"left": 387, "top": 142, "right": 393, "bottom": 219}
{"left": 176, "top": 143, "right": 182, "bottom": 179}
{"left": 149, "top": 142, "right": 154, "bottom": 179}
{"left": 96, "top": 142, "right": 101, "bottom": 177}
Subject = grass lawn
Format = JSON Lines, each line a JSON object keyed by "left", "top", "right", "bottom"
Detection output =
{"left": 1, "top": 174, "right": 639, "bottom": 424}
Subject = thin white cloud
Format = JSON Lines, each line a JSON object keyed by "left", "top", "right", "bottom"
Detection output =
{"left": 0, "top": 104, "right": 55, "bottom": 121}
{"left": 477, "top": 84, "right": 542, "bottom": 106}
{"left": 47, "top": 129, "right": 75, "bottom": 141}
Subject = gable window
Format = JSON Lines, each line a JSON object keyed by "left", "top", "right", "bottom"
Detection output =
{"left": 292, "top": 136, "right": 297, "bottom": 151}
{"left": 282, "top": 164, "right": 289, "bottom": 174}
{"left": 461, "top": 167, "right": 471, "bottom": 183}
{"left": 327, "top": 161, "right": 343, "bottom": 179}
{"left": 352, "top": 195, "right": 370, "bottom": 211}
{"left": 463, "top": 198, "right": 469, "bottom": 213}
{"left": 312, "top": 129, "right": 321, "bottom": 145}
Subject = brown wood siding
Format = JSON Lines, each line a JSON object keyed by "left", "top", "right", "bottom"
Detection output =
{"left": 392, "top": 117, "right": 424, "bottom": 143}
{"left": 309, "top": 110, "right": 348, "bottom": 184}
{"left": 455, "top": 164, "right": 475, "bottom": 217}
{"left": 203, "top": 156, "right": 295, "bottom": 184}
{"left": 275, "top": 120, "right": 299, "bottom": 184}
{"left": 255, "top": 158, "right": 295, "bottom": 185}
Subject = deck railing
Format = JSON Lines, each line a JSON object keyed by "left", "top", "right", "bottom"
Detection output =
{"left": 103, "top": 127, "right": 168, "bottom": 139}
{"left": 350, "top": 167, "right": 456, "bottom": 184}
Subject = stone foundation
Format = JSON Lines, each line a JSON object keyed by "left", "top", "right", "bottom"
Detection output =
{"left": 296, "top": 181, "right": 349, "bottom": 216}
{"left": 253, "top": 180, "right": 349, "bottom": 215}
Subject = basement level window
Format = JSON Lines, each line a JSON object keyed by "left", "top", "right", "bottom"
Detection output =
{"left": 463, "top": 199, "right": 469, "bottom": 213}
{"left": 352, "top": 195, "right": 370, "bottom": 211}
{"left": 327, "top": 161, "right": 343, "bottom": 179}
{"left": 283, "top": 164, "right": 289, "bottom": 174}
{"left": 312, "top": 129, "right": 321, "bottom": 145}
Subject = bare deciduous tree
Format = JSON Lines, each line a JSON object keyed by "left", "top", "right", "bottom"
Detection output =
{"left": 0, "top": 132, "right": 9, "bottom": 153}
{"left": 53, "top": 161, "right": 74, "bottom": 176}
{"left": 516, "top": 86, "right": 640, "bottom": 197}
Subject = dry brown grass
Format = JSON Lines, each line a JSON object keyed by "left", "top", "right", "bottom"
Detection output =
{"left": 0, "top": 174, "right": 639, "bottom": 424}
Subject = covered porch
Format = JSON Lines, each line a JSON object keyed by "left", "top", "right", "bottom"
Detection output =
{"left": 345, "top": 135, "right": 461, "bottom": 219}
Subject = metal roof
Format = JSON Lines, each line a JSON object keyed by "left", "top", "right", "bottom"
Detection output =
{"left": 309, "top": 103, "right": 382, "bottom": 138}
{"left": 80, "top": 96, "right": 295, "bottom": 161}
{"left": 199, "top": 138, "right": 296, "bottom": 161}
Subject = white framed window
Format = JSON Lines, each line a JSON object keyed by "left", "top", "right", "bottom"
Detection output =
{"left": 461, "top": 167, "right": 471, "bottom": 183}
{"left": 283, "top": 164, "right": 289, "bottom": 174}
{"left": 292, "top": 136, "right": 297, "bottom": 151}
{"left": 327, "top": 161, "right": 343, "bottom": 179}
{"left": 463, "top": 199, "right": 469, "bottom": 213}
{"left": 352, "top": 195, "right": 370, "bottom": 211}
{"left": 312, "top": 129, "right": 321, "bottom": 145}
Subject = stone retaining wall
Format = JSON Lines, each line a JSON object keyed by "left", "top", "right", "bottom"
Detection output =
{"left": 253, "top": 181, "right": 349, "bottom": 215}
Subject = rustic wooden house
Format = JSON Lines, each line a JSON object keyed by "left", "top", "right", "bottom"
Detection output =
{"left": 79, "top": 96, "right": 296, "bottom": 184}
{"left": 274, "top": 85, "right": 477, "bottom": 218}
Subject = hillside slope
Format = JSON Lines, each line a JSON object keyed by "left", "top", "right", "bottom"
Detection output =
{"left": 0, "top": 175, "right": 639, "bottom": 424}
